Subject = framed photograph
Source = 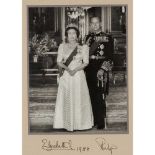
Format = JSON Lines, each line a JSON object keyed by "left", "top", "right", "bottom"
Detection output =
{"left": 23, "top": 0, "right": 132, "bottom": 155}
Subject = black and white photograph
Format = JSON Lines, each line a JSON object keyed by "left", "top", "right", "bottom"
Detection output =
{"left": 28, "top": 6, "right": 128, "bottom": 134}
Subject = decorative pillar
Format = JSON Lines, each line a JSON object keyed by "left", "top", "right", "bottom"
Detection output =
{"left": 85, "top": 10, "right": 89, "bottom": 35}
{"left": 101, "top": 7, "right": 105, "bottom": 32}
{"left": 54, "top": 8, "right": 57, "bottom": 32}
{"left": 107, "top": 6, "right": 111, "bottom": 33}
{"left": 54, "top": 8, "right": 59, "bottom": 32}
{"left": 61, "top": 7, "right": 65, "bottom": 42}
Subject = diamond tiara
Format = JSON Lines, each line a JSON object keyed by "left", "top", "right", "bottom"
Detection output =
{"left": 66, "top": 23, "right": 78, "bottom": 29}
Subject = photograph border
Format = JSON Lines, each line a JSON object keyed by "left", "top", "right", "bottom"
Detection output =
{"left": 23, "top": 1, "right": 132, "bottom": 155}
{"left": 27, "top": 4, "right": 129, "bottom": 135}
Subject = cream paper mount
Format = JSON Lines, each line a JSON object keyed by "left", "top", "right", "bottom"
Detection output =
{"left": 23, "top": 0, "right": 133, "bottom": 155}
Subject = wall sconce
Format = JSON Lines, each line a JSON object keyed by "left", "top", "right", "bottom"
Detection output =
{"left": 122, "top": 6, "right": 126, "bottom": 13}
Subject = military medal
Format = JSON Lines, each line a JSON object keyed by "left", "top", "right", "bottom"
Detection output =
{"left": 91, "top": 55, "right": 96, "bottom": 59}
{"left": 100, "top": 44, "right": 105, "bottom": 49}
{"left": 99, "top": 50, "right": 104, "bottom": 56}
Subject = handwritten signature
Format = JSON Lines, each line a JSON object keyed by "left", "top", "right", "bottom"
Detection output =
{"left": 41, "top": 138, "right": 90, "bottom": 152}
{"left": 95, "top": 137, "right": 118, "bottom": 155}
{"left": 42, "top": 138, "right": 75, "bottom": 151}
{"left": 41, "top": 137, "right": 117, "bottom": 154}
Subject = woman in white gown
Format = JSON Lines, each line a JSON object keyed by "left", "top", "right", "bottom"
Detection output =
{"left": 53, "top": 25, "right": 94, "bottom": 131}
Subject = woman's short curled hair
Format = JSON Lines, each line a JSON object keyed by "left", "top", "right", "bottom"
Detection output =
{"left": 65, "top": 27, "right": 80, "bottom": 38}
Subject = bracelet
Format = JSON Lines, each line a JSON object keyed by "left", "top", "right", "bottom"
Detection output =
{"left": 100, "top": 68, "right": 106, "bottom": 72}
{"left": 101, "top": 66, "right": 108, "bottom": 71}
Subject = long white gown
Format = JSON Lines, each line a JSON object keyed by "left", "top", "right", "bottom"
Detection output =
{"left": 53, "top": 43, "right": 94, "bottom": 131}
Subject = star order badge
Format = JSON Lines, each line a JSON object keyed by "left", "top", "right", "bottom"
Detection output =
{"left": 99, "top": 50, "right": 104, "bottom": 56}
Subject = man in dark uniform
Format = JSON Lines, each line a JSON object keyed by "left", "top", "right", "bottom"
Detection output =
{"left": 84, "top": 17, "right": 113, "bottom": 129}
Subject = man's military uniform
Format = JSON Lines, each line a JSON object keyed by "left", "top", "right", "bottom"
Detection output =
{"left": 84, "top": 31, "right": 113, "bottom": 128}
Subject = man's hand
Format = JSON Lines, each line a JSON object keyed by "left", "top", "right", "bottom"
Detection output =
{"left": 101, "top": 61, "right": 113, "bottom": 71}
{"left": 97, "top": 69, "right": 104, "bottom": 80}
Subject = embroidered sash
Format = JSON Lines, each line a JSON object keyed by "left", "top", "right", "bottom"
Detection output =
{"left": 89, "top": 40, "right": 101, "bottom": 56}
{"left": 58, "top": 46, "right": 78, "bottom": 77}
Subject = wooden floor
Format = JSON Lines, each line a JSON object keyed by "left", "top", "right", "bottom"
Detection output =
{"left": 29, "top": 74, "right": 128, "bottom": 134}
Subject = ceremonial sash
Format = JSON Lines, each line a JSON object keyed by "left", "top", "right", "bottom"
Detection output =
{"left": 89, "top": 40, "right": 101, "bottom": 56}
{"left": 58, "top": 46, "right": 78, "bottom": 77}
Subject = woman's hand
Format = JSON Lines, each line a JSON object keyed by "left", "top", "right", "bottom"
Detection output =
{"left": 66, "top": 68, "right": 72, "bottom": 74}
{"left": 69, "top": 69, "right": 77, "bottom": 76}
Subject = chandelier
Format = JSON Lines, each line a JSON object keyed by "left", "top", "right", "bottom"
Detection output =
{"left": 66, "top": 7, "right": 91, "bottom": 19}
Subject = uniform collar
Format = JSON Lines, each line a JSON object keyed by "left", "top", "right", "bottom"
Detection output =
{"left": 90, "top": 30, "right": 106, "bottom": 36}
{"left": 94, "top": 30, "right": 102, "bottom": 35}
